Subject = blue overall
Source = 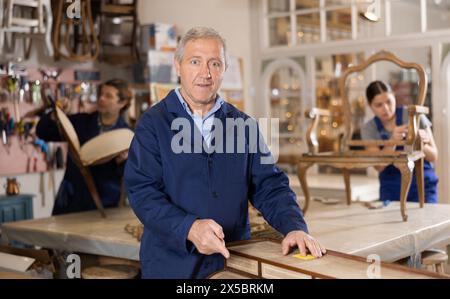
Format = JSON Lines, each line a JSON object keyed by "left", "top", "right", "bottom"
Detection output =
{"left": 375, "top": 107, "right": 438, "bottom": 203}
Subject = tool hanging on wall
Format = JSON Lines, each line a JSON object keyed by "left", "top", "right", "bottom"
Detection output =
{"left": 0, "top": 107, "right": 14, "bottom": 153}
{"left": 53, "top": 0, "right": 100, "bottom": 62}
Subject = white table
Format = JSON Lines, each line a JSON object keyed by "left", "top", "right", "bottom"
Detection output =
{"left": 288, "top": 173, "right": 379, "bottom": 202}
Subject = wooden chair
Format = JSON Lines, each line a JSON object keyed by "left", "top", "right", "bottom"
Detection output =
{"left": 150, "top": 82, "right": 179, "bottom": 106}
{"left": 52, "top": 0, "right": 100, "bottom": 62}
{"left": 98, "top": 0, "right": 139, "bottom": 64}
{"left": 54, "top": 106, "right": 134, "bottom": 217}
{"left": 0, "top": 0, "right": 53, "bottom": 58}
{"left": 285, "top": 50, "right": 428, "bottom": 221}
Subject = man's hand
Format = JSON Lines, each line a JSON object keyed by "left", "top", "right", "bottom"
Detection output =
{"left": 390, "top": 124, "right": 408, "bottom": 141}
{"left": 187, "top": 219, "right": 230, "bottom": 259}
{"left": 115, "top": 150, "right": 128, "bottom": 164}
{"left": 281, "top": 230, "right": 326, "bottom": 258}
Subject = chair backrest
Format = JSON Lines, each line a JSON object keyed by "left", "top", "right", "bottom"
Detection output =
{"left": 55, "top": 106, "right": 80, "bottom": 153}
{"left": 150, "top": 82, "right": 179, "bottom": 106}
{"left": 339, "top": 50, "right": 427, "bottom": 150}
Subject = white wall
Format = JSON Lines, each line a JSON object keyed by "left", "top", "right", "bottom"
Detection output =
{"left": 138, "top": 0, "right": 255, "bottom": 116}
{"left": 0, "top": 170, "right": 64, "bottom": 219}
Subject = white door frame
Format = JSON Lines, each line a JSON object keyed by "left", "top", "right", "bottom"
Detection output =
{"left": 261, "top": 58, "right": 307, "bottom": 122}
{"left": 438, "top": 50, "right": 450, "bottom": 203}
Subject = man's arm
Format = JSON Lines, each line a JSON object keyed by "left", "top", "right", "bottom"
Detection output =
{"left": 36, "top": 112, "right": 62, "bottom": 142}
{"left": 248, "top": 126, "right": 325, "bottom": 257}
{"left": 124, "top": 113, "right": 200, "bottom": 254}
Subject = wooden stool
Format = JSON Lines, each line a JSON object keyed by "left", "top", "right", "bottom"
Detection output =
{"left": 422, "top": 249, "right": 448, "bottom": 274}
{"left": 81, "top": 264, "right": 139, "bottom": 279}
{"left": 98, "top": 0, "right": 139, "bottom": 64}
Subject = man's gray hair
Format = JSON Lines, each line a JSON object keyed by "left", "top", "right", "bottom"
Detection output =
{"left": 175, "top": 26, "right": 228, "bottom": 69}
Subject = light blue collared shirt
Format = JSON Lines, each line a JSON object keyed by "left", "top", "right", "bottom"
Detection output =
{"left": 175, "top": 88, "right": 224, "bottom": 147}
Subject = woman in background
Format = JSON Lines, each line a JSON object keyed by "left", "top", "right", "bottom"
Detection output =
{"left": 361, "top": 80, "right": 438, "bottom": 203}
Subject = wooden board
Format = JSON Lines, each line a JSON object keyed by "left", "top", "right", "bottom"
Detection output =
{"left": 224, "top": 239, "right": 447, "bottom": 279}
{"left": 208, "top": 268, "right": 255, "bottom": 279}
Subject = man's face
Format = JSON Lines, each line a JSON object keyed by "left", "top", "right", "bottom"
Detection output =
{"left": 175, "top": 38, "right": 226, "bottom": 107}
{"left": 97, "top": 85, "right": 126, "bottom": 116}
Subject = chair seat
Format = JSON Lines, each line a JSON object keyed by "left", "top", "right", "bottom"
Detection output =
{"left": 80, "top": 128, "right": 134, "bottom": 166}
{"left": 81, "top": 264, "right": 139, "bottom": 279}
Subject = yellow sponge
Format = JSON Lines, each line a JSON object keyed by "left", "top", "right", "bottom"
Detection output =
{"left": 293, "top": 254, "right": 316, "bottom": 261}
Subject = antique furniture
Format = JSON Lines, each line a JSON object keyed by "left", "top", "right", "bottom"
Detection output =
{"left": 209, "top": 239, "right": 447, "bottom": 279}
{"left": 54, "top": 106, "right": 134, "bottom": 217}
{"left": 52, "top": 0, "right": 100, "bottom": 62}
{"left": 98, "top": 0, "right": 139, "bottom": 64}
{"left": 0, "top": 0, "right": 53, "bottom": 58}
{"left": 0, "top": 194, "right": 33, "bottom": 224}
{"left": 290, "top": 50, "right": 429, "bottom": 221}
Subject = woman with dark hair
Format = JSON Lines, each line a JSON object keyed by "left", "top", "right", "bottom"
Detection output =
{"left": 35, "top": 78, "right": 133, "bottom": 214}
{"left": 361, "top": 80, "right": 438, "bottom": 203}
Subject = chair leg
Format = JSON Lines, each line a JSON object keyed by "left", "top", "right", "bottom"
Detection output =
{"left": 43, "top": 0, "right": 54, "bottom": 56}
{"left": 394, "top": 161, "right": 414, "bottom": 222}
{"left": 23, "top": 35, "right": 32, "bottom": 59}
{"left": 0, "top": 30, "right": 4, "bottom": 55}
{"left": 435, "top": 263, "right": 443, "bottom": 274}
{"left": 415, "top": 158, "right": 425, "bottom": 208}
{"left": 342, "top": 169, "right": 352, "bottom": 206}
{"left": 297, "top": 162, "right": 314, "bottom": 214}
{"left": 79, "top": 166, "right": 106, "bottom": 218}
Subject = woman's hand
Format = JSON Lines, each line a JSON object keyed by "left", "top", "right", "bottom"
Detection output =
{"left": 390, "top": 124, "right": 408, "bottom": 141}
{"left": 419, "top": 129, "right": 431, "bottom": 145}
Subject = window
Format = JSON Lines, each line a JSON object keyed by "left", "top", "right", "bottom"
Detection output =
{"left": 265, "top": 0, "right": 450, "bottom": 48}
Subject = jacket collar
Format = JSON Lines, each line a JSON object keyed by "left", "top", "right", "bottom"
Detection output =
{"left": 164, "top": 89, "right": 231, "bottom": 118}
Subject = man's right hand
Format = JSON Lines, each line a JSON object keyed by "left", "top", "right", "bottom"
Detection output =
{"left": 187, "top": 219, "right": 230, "bottom": 259}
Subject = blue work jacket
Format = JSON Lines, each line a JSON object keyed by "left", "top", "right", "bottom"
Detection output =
{"left": 125, "top": 90, "right": 308, "bottom": 278}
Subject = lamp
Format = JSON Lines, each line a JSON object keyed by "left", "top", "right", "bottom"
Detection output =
{"left": 360, "top": 0, "right": 381, "bottom": 22}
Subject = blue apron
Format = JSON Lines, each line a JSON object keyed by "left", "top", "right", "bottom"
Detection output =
{"left": 375, "top": 107, "right": 438, "bottom": 203}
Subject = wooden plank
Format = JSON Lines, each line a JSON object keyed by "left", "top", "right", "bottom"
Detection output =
{"left": 226, "top": 240, "right": 447, "bottom": 279}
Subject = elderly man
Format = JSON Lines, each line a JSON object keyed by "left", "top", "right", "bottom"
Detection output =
{"left": 125, "top": 27, "right": 326, "bottom": 279}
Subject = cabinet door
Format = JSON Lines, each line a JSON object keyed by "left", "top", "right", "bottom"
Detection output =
{"left": 0, "top": 197, "right": 32, "bottom": 223}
